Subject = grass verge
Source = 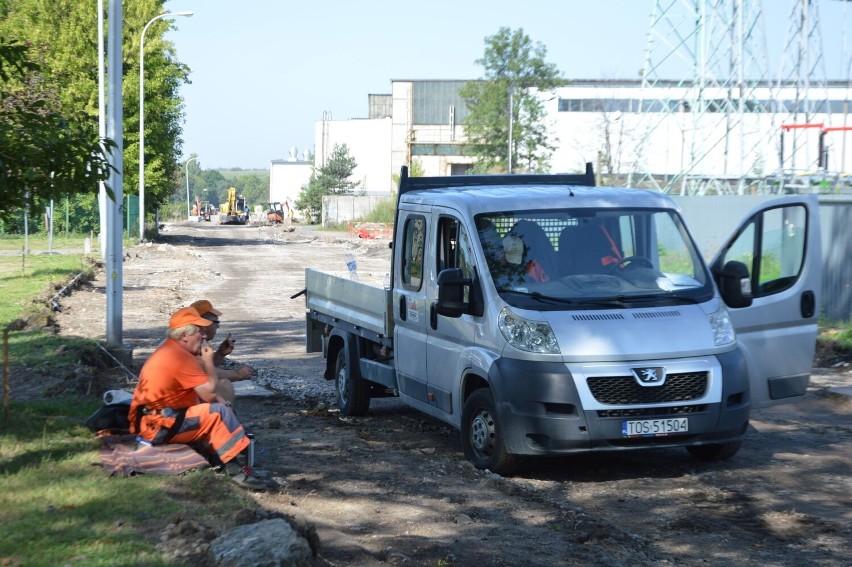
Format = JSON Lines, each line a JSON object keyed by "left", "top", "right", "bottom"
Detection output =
{"left": 0, "top": 252, "right": 101, "bottom": 368}
{"left": 0, "top": 399, "right": 251, "bottom": 566}
{"left": 816, "top": 320, "right": 852, "bottom": 353}
{"left": 1, "top": 243, "right": 258, "bottom": 565}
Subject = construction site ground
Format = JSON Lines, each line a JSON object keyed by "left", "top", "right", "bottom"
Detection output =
{"left": 24, "top": 221, "right": 852, "bottom": 566}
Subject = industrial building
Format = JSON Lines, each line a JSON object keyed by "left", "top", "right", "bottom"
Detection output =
{"left": 308, "top": 78, "right": 852, "bottom": 196}
{"left": 302, "top": 0, "right": 851, "bottom": 196}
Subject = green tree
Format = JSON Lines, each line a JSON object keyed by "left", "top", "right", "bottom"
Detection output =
{"left": 460, "top": 27, "right": 564, "bottom": 173}
{"left": 230, "top": 174, "right": 269, "bottom": 209}
{"left": 200, "top": 169, "right": 228, "bottom": 207}
{"left": 0, "top": 0, "right": 188, "bottom": 232}
{"left": 0, "top": 38, "right": 112, "bottom": 226}
{"left": 296, "top": 144, "right": 359, "bottom": 223}
{"left": 125, "top": 0, "right": 191, "bottom": 224}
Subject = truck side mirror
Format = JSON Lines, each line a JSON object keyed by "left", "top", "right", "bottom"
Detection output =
{"left": 716, "top": 260, "right": 753, "bottom": 308}
{"left": 435, "top": 268, "right": 469, "bottom": 318}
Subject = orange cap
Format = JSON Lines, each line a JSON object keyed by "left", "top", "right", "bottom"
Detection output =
{"left": 190, "top": 299, "right": 222, "bottom": 318}
{"left": 169, "top": 307, "right": 213, "bottom": 329}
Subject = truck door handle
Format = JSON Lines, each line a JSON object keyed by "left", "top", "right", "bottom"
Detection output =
{"left": 430, "top": 302, "right": 438, "bottom": 330}
{"left": 399, "top": 295, "right": 406, "bottom": 321}
{"left": 801, "top": 290, "right": 815, "bottom": 318}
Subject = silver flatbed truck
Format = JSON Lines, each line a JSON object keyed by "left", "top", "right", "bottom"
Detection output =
{"left": 303, "top": 165, "right": 822, "bottom": 474}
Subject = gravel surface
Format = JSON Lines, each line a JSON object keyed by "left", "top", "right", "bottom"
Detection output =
{"left": 32, "top": 221, "right": 852, "bottom": 566}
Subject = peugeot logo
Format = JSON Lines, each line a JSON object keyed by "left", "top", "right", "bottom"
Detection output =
{"left": 631, "top": 367, "right": 667, "bottom": 386}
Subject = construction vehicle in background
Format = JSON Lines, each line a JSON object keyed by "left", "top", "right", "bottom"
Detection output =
{"left": 199, "top": 201, "right": 213, "bottom": 221}
{"left": 219, "top": 187, "right": 248, "bottom": 225}
{"left": 266, "top": 202, "right": 285, "bottom": 224}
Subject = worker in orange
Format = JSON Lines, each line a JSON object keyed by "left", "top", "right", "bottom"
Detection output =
{"left": 128, "top": 306, "right": 266, "bottom": 489}
{"left": 190, "top": 299, "right": 255, "bottom": 404}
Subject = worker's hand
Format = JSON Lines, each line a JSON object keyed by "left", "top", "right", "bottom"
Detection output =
{"left": 200, "top": 341, "right": 216, "bottom": 368}
{"left": 236, "top": 365, "right": 255, "bottom": 381}
{"left": 217, "top": 334, "right": 235, "bottom": 357}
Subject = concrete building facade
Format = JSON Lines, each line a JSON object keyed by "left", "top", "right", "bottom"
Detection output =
{"left": 315, "top": 78, "right": 852, "bottom": 195}
{"left": 269, "top": 148, "right": 312, "bottom": 211}
{"left": 313, "top": 114, "right": 393, "bottom": 194}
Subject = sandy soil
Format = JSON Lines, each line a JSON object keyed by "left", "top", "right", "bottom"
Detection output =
{"left": 34, "top": 221, "right": 852, "bottom": 566}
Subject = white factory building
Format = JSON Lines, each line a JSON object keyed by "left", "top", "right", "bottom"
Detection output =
{"left": 271, "top": 78, "right": 852, "bottom": 198}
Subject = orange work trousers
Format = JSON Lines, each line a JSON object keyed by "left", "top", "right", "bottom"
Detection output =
{"left": 140, "top": 402, "right": 250, "bottom": 465}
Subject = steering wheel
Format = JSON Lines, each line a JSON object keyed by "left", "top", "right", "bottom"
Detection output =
{"left": 611, "top": 256, "right": 654, "bottom": 271}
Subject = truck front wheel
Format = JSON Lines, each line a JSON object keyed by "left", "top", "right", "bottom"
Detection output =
{"left": 335, "top": 349, "right": 369, "bottom": 416}
{"left": 686, "top": 441, "right": 741, "bottom": 461}
{"left": 461, "top": 389, "right": 518, "bottom": 475}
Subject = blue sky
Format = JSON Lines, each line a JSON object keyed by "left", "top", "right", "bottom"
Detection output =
{"left": 163, "top": 0, "right": 852, "bottom": 169}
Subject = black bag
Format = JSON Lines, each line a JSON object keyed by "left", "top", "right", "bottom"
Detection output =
{"left": 85, "top": 401, "right": 131, "bottom": 433}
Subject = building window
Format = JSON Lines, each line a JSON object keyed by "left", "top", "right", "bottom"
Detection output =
{"left": 413, "top": 81, "right": 471, "bottom": 125}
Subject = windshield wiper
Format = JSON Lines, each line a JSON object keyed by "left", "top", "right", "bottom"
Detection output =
{"left": 500, "top": 290, "right": 576, "bottom": 305}
{"left": 630, "top": 292, "right": 701, "bottom": 304}
{"left": 575, "top": 297, "right": 627, "bottom": 308}
{"left": 502, "top": 290, "right": 701, "bottom": 308}
{"left": 578, "top": 293, "right": 700, "bottom": 307}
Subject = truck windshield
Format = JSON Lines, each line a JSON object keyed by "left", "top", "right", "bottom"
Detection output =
{"left": 475, "top": 209, "right": 713, "bottom": 307}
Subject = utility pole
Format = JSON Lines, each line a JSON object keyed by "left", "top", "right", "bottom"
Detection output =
{"left": 97, "top": 0, "right": 107, "bottom": 258}
{"left": 105, "top": 0, "right": 124, "bottom": 350}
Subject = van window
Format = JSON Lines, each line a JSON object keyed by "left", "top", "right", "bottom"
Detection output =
{"left": 474, "top": 209, "right": 712, "bottom": 309}
{"left": 723, "top": 204, "right": 806, "bottom": 297}
{"left": 437, "top": 216, "right": 475, "bottom": 300}
{"left": 402, "top": 215, "right": 426, "bottom": 290}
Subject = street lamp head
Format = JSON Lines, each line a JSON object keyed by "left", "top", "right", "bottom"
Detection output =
{"left": 170, "top": 10, "right": 193, "bottom": 17}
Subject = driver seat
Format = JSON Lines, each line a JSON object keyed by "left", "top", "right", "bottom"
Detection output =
{"left": 558, "top": 223, "right": 622, "bottom": 276}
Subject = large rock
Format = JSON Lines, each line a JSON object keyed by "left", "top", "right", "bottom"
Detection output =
{"left": 208, "top": 518, "right": 313, "bottom": 566}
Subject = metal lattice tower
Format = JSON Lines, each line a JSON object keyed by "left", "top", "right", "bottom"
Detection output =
{"left": 776, "top": 0, "right": 831, "bottom": 174}
{"left": 630, "top": 0, "right": 829, "bottom": 194}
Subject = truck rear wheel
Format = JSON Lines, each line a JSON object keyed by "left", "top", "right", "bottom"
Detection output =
{"left": 686, "top": 441, "right": 741, "bottom": 461}
{"left": 461, "top": 389, "right": 518, "bottom": 475}
{"left": 335, "top": 349, "right": 369, "bottom": 416}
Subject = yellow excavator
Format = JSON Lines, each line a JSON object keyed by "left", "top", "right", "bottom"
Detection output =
{"left": 218, "top": 187, "right": 248, "bottom": 225}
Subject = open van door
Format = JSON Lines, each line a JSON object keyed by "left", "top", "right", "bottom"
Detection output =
{"left": 710, "top": 195, "right": 822, "bottom": 405}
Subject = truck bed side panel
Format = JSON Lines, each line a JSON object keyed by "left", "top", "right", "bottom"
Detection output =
{"left": 304, "top": 268, "right": 393, "bottom": 338}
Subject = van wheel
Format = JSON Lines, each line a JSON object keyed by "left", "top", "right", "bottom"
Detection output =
{"left": 686, "top": 441, "right": 741, "bottom": 461}
{"left": 335, "top": 349, "right": 369, "bottom": 416}
{"left": 461, "top": 389, "right": 518, "bottom": 475}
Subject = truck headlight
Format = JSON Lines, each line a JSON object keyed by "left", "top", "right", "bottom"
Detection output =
{"left": 498, "top": 307, "right": 560, "bottom": 354}
{"left": 708, "top": 304, "right": 736, "bottom": 346}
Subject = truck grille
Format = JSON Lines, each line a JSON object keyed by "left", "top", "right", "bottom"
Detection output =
{"left": 587, "top": 372, "right": 708, "bottom": 405}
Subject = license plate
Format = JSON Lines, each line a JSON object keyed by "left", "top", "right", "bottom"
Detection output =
{"left": 622, "top": 417, "right": 688, "bottom": 437}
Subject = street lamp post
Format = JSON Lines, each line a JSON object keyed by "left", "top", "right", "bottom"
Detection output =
{"left": 507, "top": 86, "right": 516, "bottom": 174}
{"left": 139, "top": 10, "right": 192, "bottom": 241}
{"left": 185, "top": 156, "right": 198, "bottom": 219}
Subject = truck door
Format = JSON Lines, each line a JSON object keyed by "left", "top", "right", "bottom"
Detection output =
{"left": 393, "top": 209, "right": 430, "bottom": 405}
{"left": 425, "top": 214, "right": 478, "bottom": 420}
{"left": 711, "top": 195, "right": 822, "bottom": 405}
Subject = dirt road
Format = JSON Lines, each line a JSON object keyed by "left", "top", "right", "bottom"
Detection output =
{"left": 50, "top": 222, "right": 851, "bottom": 566}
